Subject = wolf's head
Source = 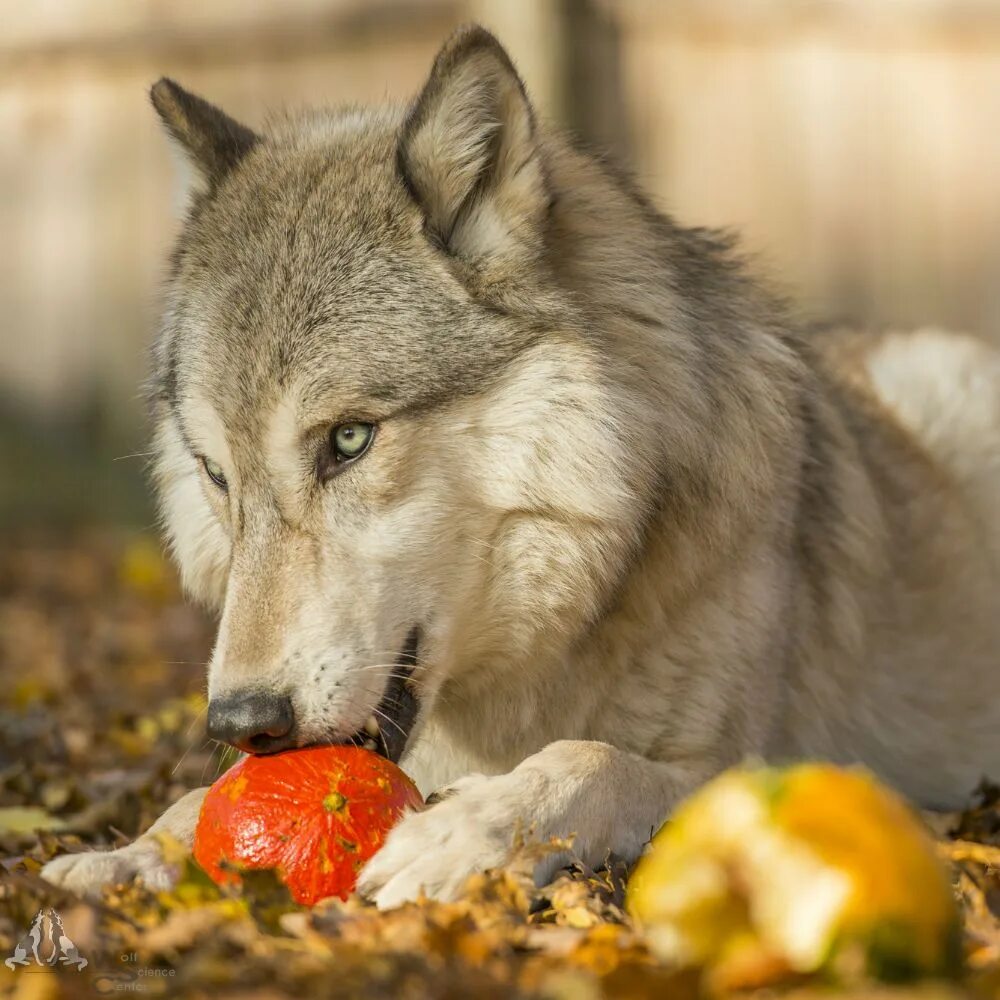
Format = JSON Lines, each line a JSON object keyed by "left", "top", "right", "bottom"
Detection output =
{"left": 149, "top": 28, "right": 668, "bottom": 765}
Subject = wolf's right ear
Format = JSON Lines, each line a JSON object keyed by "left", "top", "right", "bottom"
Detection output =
{"left": 398, "top": 26, "right": 549, "bottom": 277}
{"left": 150, "top": 79, "right": 258, "bottom": 194}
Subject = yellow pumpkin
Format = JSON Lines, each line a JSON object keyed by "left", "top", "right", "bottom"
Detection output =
{"left": 627, "top": 764, "right": 961, "bottom": 987}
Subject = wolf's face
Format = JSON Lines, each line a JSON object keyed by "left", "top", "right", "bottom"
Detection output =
{"left": 151, "top": 31, "right": 648, "bottom": 762}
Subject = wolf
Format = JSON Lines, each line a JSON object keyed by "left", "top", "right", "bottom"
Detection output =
{"left": 43, "top": 26, "right": 1000, "bottom": 908}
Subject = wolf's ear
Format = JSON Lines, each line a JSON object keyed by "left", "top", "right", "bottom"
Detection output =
{"left": 150, "top": 79, "right": 258, "bottom": 194}
{"left": 399, "top": 26, "right": 548, "bottom": 271}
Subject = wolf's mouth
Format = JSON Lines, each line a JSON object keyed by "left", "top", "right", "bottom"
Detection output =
{"left": 348, "top": 627, "right": 420, "bottom": 765}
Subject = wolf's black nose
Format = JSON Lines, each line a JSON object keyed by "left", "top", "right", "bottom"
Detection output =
{"left": 207, "top": 691, "right": 296, "bottom": 754}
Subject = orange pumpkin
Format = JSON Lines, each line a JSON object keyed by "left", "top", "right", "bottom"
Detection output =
{"left": 193, "top": 745, "right": 423, "bottom": 905}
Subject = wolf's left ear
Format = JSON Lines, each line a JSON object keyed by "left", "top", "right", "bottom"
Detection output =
{"left": 150, "top": 79, "right": 259, "bottom": 194}
{"left": 399, "top": 26, "right": 549, "bottom": 273}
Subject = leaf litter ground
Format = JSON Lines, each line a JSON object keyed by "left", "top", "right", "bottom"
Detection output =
{"left": 0, "top": 534, "right": 997, "bottom": 999}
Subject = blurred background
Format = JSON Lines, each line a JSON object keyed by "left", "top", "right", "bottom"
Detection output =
{"left": 4, "top": 0, "right": 1000, "bottom": 526}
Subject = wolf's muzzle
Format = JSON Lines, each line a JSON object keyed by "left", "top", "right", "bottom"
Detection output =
{"left": 207, "top": 691, "right": 296, "bottom": 754}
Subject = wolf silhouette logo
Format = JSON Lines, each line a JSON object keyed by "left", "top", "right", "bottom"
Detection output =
{"left": 5, "top": 908, "right": 88, "bottom": 971}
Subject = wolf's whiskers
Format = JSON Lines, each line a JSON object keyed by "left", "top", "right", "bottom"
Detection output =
{"left": 370, "top": 705, "right": 408, "bottom": 740}
{"left": 198, "top": 740, "right": 222, "bottom": 784}
{"left": 354, "top": 662, "right": 429, "bottom": 689}
{"left": 171, "top": 704, "right": 208, "bottom": 777}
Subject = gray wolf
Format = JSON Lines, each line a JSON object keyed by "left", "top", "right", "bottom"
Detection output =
{"left": 43, "top": 26, "right": 1000, "bottom": 908}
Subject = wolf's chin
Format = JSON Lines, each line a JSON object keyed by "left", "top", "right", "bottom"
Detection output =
{"left": 344, "top": 626, "right": 420, "bottom": 765}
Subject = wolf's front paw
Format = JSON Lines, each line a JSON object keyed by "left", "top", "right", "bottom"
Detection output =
{"left": 358, "top": 772, "right": 537, "bottom": 909}
{"left": 41, "top": 842, "right": 178, "bottom": 897}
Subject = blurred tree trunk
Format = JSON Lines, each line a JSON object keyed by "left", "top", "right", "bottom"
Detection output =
{"left": 468, "top": 0, "right": 632, "bottom": 163}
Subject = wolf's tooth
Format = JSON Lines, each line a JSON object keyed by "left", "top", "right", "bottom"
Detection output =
{"left": 363, "top": 715, "right": 380, "bottom": 738}
{"left": 362, "top": 738, "right": 378, "bottom": 751}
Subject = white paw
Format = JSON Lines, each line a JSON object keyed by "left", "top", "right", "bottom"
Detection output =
{"left": 358, "top": 773, "right": 527, "bottom": 909}
{"left": 41, "top": 842, "right": 178, "bottom": 896}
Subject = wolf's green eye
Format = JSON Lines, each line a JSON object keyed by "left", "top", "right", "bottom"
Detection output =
{"left": 202, "top": 456, "right": 228, "bottom": 490}
{"left": 332, "top": 422, "right": 375, "bottom": 463}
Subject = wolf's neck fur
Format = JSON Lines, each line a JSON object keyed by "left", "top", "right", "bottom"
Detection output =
{"left": 416, "top": 135, "right": 819, "bottom": 776}
{"left": 412, "top": 133, "right": 996, "bottom": 807}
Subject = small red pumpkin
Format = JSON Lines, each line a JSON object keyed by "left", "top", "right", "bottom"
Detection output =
{"left": 193, "top": 745, "right": 423, "bottom": 905}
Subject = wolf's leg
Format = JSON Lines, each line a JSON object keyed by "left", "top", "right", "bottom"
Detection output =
{"left": 358, "top": 740, "right": 714, "bottom": 909}
{"left": 41, "top": 787, "right": 207, "bottom": 896}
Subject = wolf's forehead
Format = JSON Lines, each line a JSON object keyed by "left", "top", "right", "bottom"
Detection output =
{"left": 172, "top": 148, "right": 462, "bottom": 402}
{"left": 193, "top": 148, "right": 418, "bottom": 289}
{"left": 162, "top": 122, "right": 538, "bottom": 424}
{"left": 175, "top": 287, "right": 464, "bottom": 420}
{"left": 169, "top": 254, "right": 516, "bottom": 426}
